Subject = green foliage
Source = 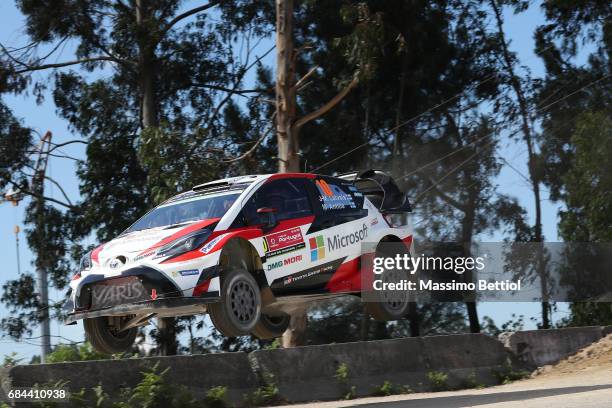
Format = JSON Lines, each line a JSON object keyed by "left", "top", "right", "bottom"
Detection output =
{"left": 426, "top": 371, "right": 450, "bottom": 392}
{"left": 29, "top": 369, "right": 233, "bottom": 408}
{"left": 334, "top": 362, "right": 356, "bottom": 399}
{"left": 370, "top": 381, "right": 416, "bottom": 396}
{"left": 461, "top": 372, "right": 485, "bottom": 390}
{"left": 202, "top": 386, "right": 228, "bottom": 408}
{"left": 493, "top": 362, "right": 529, "bottom": 385}
{"left": 559, "top": 112, "right": 612, "bottom": 242}
{"left": 2, "top": 352, "right": 22, "bottom": 367}
{"left": 243, "top": 373, "right": 283, "bottom": 407}
{"left": 334, "top": 362, "right": 350, "bottom": 383}
{"left": 45, "top": 343, "right": 109, "bottom": 363}
{"left": 114, "top": 363, "right": 197, "bottom": 408}
{"left": 370, "top": 380, "right": 394, "bottom": 397}
{"left": 265, "top": 338, "right": 281, "bottom": 350}
{"left": 0, "top": 102, "right": 32, "bottom": 190}
{"left": 481, "top": 314, "right": 525, "bottom": 337}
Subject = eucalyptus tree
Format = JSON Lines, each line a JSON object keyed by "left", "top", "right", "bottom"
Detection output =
{"left": 0, "top": 0, "right": 273, "bottom": 355}
{"left": 534, "top": 0, "right": 612, "bottom": 326}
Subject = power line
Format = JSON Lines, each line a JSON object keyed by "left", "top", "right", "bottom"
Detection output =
{"left": 313, "top": 43, "right": 561, "bottom": 173}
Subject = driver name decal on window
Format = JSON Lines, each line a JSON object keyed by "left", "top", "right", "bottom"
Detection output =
{"left": 263, "top": 227, "right": 306, "bottom": 258}
{"left": 315, "top": 179, "right": 357, "bottom": 210}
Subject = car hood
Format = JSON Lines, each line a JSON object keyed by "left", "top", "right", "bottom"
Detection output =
{"left": 94, "top": 218, "right": 219, "bottom": 267}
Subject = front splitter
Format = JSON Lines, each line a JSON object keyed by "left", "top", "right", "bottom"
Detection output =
{"left": 64, "top": 292, "right": 220, "bottom": 324}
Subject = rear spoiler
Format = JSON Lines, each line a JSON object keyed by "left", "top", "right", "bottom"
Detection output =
{"left": 337, "top": 169, "right": 412, "bottom": 213}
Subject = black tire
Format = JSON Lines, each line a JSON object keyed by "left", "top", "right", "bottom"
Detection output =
{"left": 251, "top": 313, "right": 290, "bottom": 339}
{"left": 209, "top": 268, "right": 262, "bottom": 337}
{"left": 83, "top": 316, "right": 137, "bottom": 354}
{"left": 366, "top": 250, "right": 412, "bottom": 321}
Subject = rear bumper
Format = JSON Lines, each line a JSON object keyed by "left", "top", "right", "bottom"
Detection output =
{"left": 64, "top": 292, "right": 220, "bottom": 324}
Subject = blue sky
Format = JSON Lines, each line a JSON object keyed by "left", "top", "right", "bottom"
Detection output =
{"left": 0, "top": 1, "right": 573, "bottom": 361}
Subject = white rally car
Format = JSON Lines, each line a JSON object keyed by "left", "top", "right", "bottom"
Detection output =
{"left": 64, "top": 170, "right": 413, "bottom": 353}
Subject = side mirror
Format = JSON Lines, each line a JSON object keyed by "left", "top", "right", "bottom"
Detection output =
{"left": 257, "top": 207, "right": 278, "bottom": 229}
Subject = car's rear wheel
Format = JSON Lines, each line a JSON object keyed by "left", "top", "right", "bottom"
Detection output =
{"left": 251, "top": 313, "right": 290, "bottom": 339}
{"left": 209, "top": 268, "right": 262, "bottom": 337}
{"left": 84, "top": 316, "right": 137, "bottom": 354}
{"left": 366, "top": 248, "right": 412, "bottom": 322}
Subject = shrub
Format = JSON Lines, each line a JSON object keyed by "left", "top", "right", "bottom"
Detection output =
{"left": 334, "top": 363, "right": 356, "bottom": 399}
{"left": 426, "top": 371, "right": 450, "bottom": 392}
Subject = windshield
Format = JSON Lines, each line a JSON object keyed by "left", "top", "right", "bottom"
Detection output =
{"left": 124, "top": 191, "right": 240, "bottom": 233}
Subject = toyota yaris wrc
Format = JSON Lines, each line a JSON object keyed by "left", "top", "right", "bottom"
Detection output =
{"left": 64, "top": 170, "right": 413, "bottom": 353}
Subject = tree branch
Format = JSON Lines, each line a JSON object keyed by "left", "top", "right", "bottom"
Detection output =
{"left": 46, "top": 139, "right": 88, "bottom": 155}
{"left": 223, "top": 117, "right": 276, "bottom": 163}
{"left": 161, "top": 1, "right": 219, "bottom": 35}
{"left": 294, "top": 65, "right": 319, "bottom": 90}
{"left": 293, "top": 77, "right": 358, "bottom": 130}
{"left": 13, "top": 56, "right": 118, "bottom": 74}
{"left": 190, "top": 84, "right": 267, "bottom": 95}
{"left": 43, "top": 175, "right": 74, "bottom": 207}
{"left": 5, "top": 179, "right": 76, "bottom": 211}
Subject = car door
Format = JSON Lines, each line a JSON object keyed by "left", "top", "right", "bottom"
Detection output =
{"left": 241, "top": 178, "right": 314, "bottom": 294}
{"left": 302, "top": 176, "right": 369, "bottom": 293}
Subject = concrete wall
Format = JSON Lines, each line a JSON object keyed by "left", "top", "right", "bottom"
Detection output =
{"left": 2, "top": 327, "right": 608, "bottom": 406}
{"left": 4, "top": 352, "right": 258, "bottom": 405}
{"left": 501, "top": 326, "right": 609, "bottom": 368}
{"left": 250, "top": 333, "right": 520, "bottom": 402}
{"left": 1, "top": 334, "right": 521, "bottom": 406}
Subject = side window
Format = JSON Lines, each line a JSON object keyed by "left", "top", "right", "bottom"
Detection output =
{"left": 243, "top": 179, "right": 313, "bottom": 224}
{"left": 312, "top": 177, "right": 368, "bottom": 226}
{"left": 314, "top": 177, "right": 365, "bottom": 212}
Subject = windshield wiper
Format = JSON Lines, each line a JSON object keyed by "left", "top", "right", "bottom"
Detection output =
{"left": 163, "top": 221, "right": 196, "bottom": 230}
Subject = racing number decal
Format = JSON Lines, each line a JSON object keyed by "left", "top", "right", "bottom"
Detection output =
{"left": 315, "top": 179, "right": 334, "bottom": 197}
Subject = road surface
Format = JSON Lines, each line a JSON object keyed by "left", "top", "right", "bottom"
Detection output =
{"left": 281, "top": 365, "right": 612, "bottom": 408}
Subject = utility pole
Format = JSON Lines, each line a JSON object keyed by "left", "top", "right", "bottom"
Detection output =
{"left": 3, "top": 131, "right": 56, "bottom": 361}
{"left": 14, "top": 225, "right": 21, "bottom": 275}
{"left": 32, "top": 131, "right": 53, "bottom": 361}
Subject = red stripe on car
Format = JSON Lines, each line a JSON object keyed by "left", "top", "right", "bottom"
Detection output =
{"left": 266, "top": 172, "right": 316, "bottom": 181}
{"left": 138, "top": 218, "right": 220, "bottom": 256}
{"left": 91, "top": 244, "right": 104, "bottom": 264}
{"left": 193, "top": 279, "right": 211, "bottom": 297}
{"left": 325, "top": 257, "right": 361, "bottom": 293}
{"left": 160, "top": 228, "right": 263, "bottom": 263}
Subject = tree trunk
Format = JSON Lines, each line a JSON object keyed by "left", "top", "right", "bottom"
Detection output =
{"left": 275, "top": 0, "right": 299, "bottom": 173}
{"left": 408, "top": 302, "right": 420, "bottom": 337}
{"left": 136, "top": 0, "right": 177, "bottom": 353}
{"left": 136, "top": 0, "right": 158, "bottom": 129}
{"left": 462, "top": 178, "right": 480, "bottom": 333}
{"left": 490, "top": 0, "right": 549, "bottom": 328}
{"left": 277, "top": 0, "right": 305, "bottom": 347}
{"left": 281, "top": 306, "right": 308, "bottom": 347}
{"left": 392, "top": 51, "right": 408, "bottom": 176}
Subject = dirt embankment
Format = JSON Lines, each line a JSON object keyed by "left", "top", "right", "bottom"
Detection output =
{"left": 532, "top": 333, "right": 612, "bottom": 377}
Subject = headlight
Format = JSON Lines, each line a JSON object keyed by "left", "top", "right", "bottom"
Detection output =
{"left": 79, "top": 251, "right": 92, "bottom": 271}
{"left": 157, "top": 229, "right": 212, "bottom": 259}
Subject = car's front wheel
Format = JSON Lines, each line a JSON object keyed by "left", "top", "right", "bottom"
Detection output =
{"left": 209, "top": 268, "right": 262, "bottom": 337}
{"left": 83, "top": 316, "right": 137, "bottom": 354}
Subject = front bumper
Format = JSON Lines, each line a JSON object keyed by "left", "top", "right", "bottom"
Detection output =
{"left": 64, "top": 264, "right": 220, "bottom": 324}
